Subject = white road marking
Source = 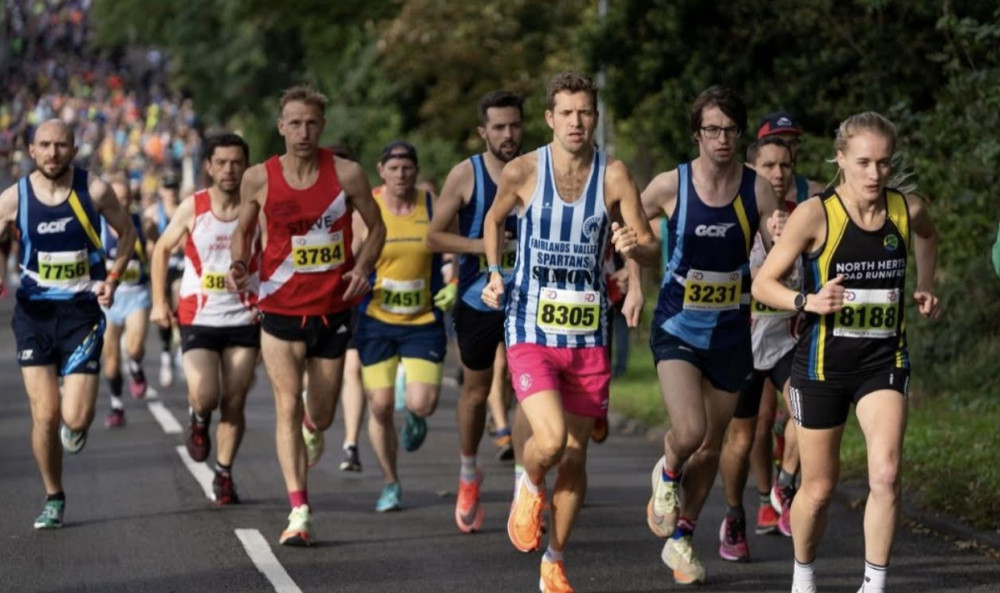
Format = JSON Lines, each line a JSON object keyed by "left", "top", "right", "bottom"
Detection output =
{"left": 145, "top": 386, "right": 159, "bottom": 399}
{"left": 442, "top": 376, "right": 458, "bottom": 388}
{"left": 175, "top": 445, "right": 215, "bottom": 500}
{"left": 147, "top": 401, "right": 183, "bottom": 434}
{"left": 235, "top": 529, "right": 304, "bottom": 593}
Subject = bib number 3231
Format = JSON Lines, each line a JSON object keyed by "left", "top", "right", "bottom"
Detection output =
{"left": 682, "top": 269, "right": 741, "bottom": 311}
{"left": 536, "top": 288, "right": 600, "bottom": 336}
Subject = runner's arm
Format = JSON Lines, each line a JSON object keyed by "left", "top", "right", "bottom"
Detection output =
{"left": 483, "top": 156, "right": 528, "bottom": 273}
{"left": 606, "top": 159, "right": 658, "bottom": 268}
{"left": 230, "top": 164, "right": 264, "bottom": 279}
{"left": 755, "top": 174, "right": 783, "bottom": 249}
{"left": 0, "top": 186, "right": 18, "bottom": 228}
{"left": 752, "top": 198, "right": 825, "bottom": 311}
{"left": 907, "top": 193, "right": 941, "bottom": 318}
{"left": 641, "top": 169, "right": 679, "bottom": 221}
{"left": 425, "top": 160, "right": 481, "bottom": 254}
{"left": 339, "top": 159, "right": 385, "bottom": 278}
{"left": 150, "top": 197, "right": 194, "bottom": 313}
{"left": 92, "top": 176, "right": 137, "bottom": 280}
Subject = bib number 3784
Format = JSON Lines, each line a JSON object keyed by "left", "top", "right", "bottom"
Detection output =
{"left": 682, "top": 269, "right": 741, "bottom": 311}
{"left": 292, "top": 232, "right": 344, "bottom": 273}
{"left": 536, "top": 288, "right": 600, "bottom": 336}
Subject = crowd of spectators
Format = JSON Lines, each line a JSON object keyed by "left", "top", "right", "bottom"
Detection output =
{"left": 1, "top": 0, "right": 203, "bottom": 205}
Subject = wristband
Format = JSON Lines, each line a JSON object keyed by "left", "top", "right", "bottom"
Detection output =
{"left": 106, "top": 271, "right": 120, "bottom": 283}
{"left": 487, "top": 265, "right": 502, "bottom": 274}
{"left": 230, "top": 260, "right": 247, "bottom": 272}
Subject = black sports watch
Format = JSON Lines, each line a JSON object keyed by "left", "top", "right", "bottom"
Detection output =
{"left": 794, "top": 292, "right": 808, "bottom": 313}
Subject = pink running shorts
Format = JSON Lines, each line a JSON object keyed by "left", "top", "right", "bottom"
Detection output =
{"left": 506, "top": 343, "right": 610, "bottom": 418}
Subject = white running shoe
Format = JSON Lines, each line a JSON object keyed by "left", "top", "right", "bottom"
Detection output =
{"left": 647, "top": 456, "right": 679, "bottom": 538}
{"left": 662, "top": 535, "right": 706, "bottom": 585}
{"left": 279, "top": 504, "right": 312, "bottom": 546}
{"left": 60, "top": 425, "right": 88, "bottom": 454}
{"left": 159, "top": 352, "right": 173, "bottom": 388}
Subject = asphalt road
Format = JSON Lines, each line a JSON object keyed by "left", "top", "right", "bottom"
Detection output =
{"left": 0, "top": 299, "right": 997, "bottom": 592}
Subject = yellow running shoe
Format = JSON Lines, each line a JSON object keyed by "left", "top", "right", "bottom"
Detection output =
{"left": 508, "top": 473, "right": 545, "bottom": 552}
{"left": 279, "top": 504, "right": 312, "bottom": 547}
{"left": 302, "top": 423, "right": 324, "bottom": 468}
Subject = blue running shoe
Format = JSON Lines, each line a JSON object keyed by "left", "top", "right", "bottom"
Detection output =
{"left": 401, "top": 411, "right": 428, "bottom": 452}
{"left": 375, "top": 483, "right": 402, "bottom": 512}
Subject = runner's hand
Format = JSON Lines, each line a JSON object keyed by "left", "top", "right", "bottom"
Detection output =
{"left": 804, "top": 275, "right": 845, "bottom": 314}
{"left": 150, "top": 302, "right": 174, "bottom": 329}
{"left": 622, "top": 286, "right": 643, "bottom": 328}
{"left": 481, "top": 273, "right": 504, "bottom": 310}
{"left": 96, "top": 279, "right": 117, "bottom": 308}
{"left": 341, "top": 266, "right": 372, "bottom": 302}
{"left": 767, "top": 210, "right": 788, "bottom": 241}
{"left": 226, "top": 264, "right": 249, "bottom": 292}
{"left": 434, "top": 283, "right": 457, "bottom": 312}
{"left": 913, "top": 290, "right": 942, "bottom": 319}
{"left": 611, "top": 222, "right": 639, "bottom": 258}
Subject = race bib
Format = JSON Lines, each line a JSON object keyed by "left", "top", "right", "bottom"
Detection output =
{"left": 292, "top": 231, "right": 345, "bottom": 273}
{"left": 202, "top": 271, "right": 228, "bottom": 293}
{"left": 750, "top": 297, "right": 794, "bottom": 319}
{"left": 833, "top": 288, "right": 900, "bottom": 339}
{"left": 37, "top": 250, "right": 90, "bottom": 288}
{"left": 121, "top": 260, "right": 143, "bottom": 285}
{"left": 380, "top": 277, "right": 427, "bottom": 315}
{"left": 479, "top": 242, "right": 517, "bottom": 273}
{"left": 536, "top": 287, "right": 600, "bottom": 336}
{"left": 682, "top": 269, "right": 741, "bottom": 311}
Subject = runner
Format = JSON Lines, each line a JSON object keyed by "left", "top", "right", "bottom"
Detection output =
{"left": 100, "top": 174, "right": 155, "bottom": 428}
{"left": 357, "top": 140, "right": 452, "bottom": 512}
{"left": 150, "top": 133, "right": 259, "bottom": 505}
{"left": 752, "top": 111, "right": 940, "bottom": 593}
{"left": 425, "top": 89, "right": 524, "bottom": 532}
{"left": 716, "top": 136, "right": 801, "bottom": 561}
{"left": 0, "top": 120, "right": 137, "bottom": 529}
{"left": 145, "top": 172, "right": 183, "bottom": 387}
{"left": 757, "top": 111, "right": 824, "bottom": 204}
{"left": 640, "top": 86, "right": 782, "bottom": 584}
{"left": 227, "top": 86, "right": 385, "bottom": 546}
{"left": 482, "top": 72, "right": 655, "bottom": 593}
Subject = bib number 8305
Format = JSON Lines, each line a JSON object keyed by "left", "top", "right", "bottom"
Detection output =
{"left": 536, "top": 288, "right": 600, "bottom": 336}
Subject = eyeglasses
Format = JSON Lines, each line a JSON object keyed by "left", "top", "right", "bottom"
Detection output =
{"left": 700, "top": 126, "right": 741, "bottom": 139}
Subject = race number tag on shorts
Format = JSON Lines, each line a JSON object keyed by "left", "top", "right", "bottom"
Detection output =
{"left": 121, "top": 260, "right": 142, "bottom": 285}
{"left": 292, "top": 232, "right": 344, "bottom": 273}
{"left": 380, "top": 277, "right": 427, "bottom": 315}
{"left": 536, "top": 288, "right": 600, "bottom": 336}
{"left": 833, "top": 288, "right": 900, "bottom": 339}
{"left": 202, "top": 270, "right": 228, "bottom": 293}
{"left": 682, "top": 269, "right": 741, "bottom": 311}
{"left": 751, "top": 297, "right": 794, "bottom": 319}
{"left": 479, "top": 242, "right": 517, "bottom": 274}
{"left": 37, "top": 250, "right": 89, "bottom": 288}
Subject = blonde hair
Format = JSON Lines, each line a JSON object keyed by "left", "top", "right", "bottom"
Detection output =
{"left": 827, "top": 111, "right": 899, "bottom": 188}
{"left": 278, "top": 85, "right": 328, "bottom": 115}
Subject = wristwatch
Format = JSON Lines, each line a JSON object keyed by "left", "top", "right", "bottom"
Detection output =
{"left": 794, "top": 292, "right": 808, "bottom": 312}
{"left": 487, "top": 265, "right": 502, "bottom": 274}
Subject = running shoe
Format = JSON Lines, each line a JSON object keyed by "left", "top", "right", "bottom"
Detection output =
{"left": 338, "top": 444, "right": 361, "bottom": 472}
{"left": 508, "top": 473, "right": 545, "bottom": 552}
{"left": 376, "top": 482, "right": 402, "bottom": 512}
{"left": 539, "top": 559, "right": 574, "bottom": 593}
{"left": 647, "top": 456, "right": 679, "bottom": 538}
{"left": 60, "top": 425, "right": 87, "bottom": 454}
{"left": 104, "top": 408, "right": 125, "bottom": 428}
{"left": 771, "top": 483, "right": 795, "bottom": 537}
{"left": 33, "top": 498, "right": 65, "bottom": 530}
{"left": 756, "top": 502, "right": 780, "bottom": 535}
{"left": 213, "top": 471, "right": 240, "bottom": 505}
{"left": 662, "top": 535, "right": 707, "bottom": 585}
{"left": 494, "top": 433, "right": 514, "bottom": 461}
{"left": 400, "top": 411, "right": 427, "bottom": 452}
{"left": 455, "top": 469, "right": 484, "bottom": 533}
{"left": 792, "top": 583, "right": 818, "bottom": 593}
{"left": 279, "top": 504, "right": 311, "bottom": 546}
{"left": 302, "top": 423, "right": 324, "bottom": 468}
{"left": 159, "top": 351, "right": 173, "bottom": 388}
{"left": 718, "top": 514, "right": 750, "bottom": 562}
{"left": 129, "top": 375, "right": 147, "bottom": 399}
{"left": 591, "top": 416, "right": 608, "bottom": 444}
{"left": 186, "top": 414, "right": 210, "bottom": 462}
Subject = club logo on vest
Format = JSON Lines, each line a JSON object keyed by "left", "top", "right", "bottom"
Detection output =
{"left": 694, "top": 222, "right": 735, "bottom": 238}
{"left": 582, "top": 215, "right": 603, "bottom": 240}
{"left": 37, "top": 217, "right": 74, "bottom": 234}
{"left": 519, "top": 373, "right": 533, "bottom": 391}
{"left": 883, "top": 234, "right": 899, "bottom": 251}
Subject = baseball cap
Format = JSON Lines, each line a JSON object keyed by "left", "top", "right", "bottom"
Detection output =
{"left": 756, "top": 110, "right": 803, "bottom": 138}
{"left": 379, "top": 141, "right": 418, "bottom": 166}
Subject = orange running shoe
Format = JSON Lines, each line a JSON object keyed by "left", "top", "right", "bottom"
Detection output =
{"left": 508, "top": 473, "right": 545, "bottom": 552}
{"left": 455, "top": 469, "right": 484, "bottom": 533}
{"left": 539, "top": 559, "right": 574, "bottom": 593}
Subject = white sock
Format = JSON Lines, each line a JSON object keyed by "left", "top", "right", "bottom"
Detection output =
{"left": 343, "top": 441, "right": 356, "bottom": 451}
{"left": 793, "top": 559, "right": 816, "bottom": 588}
{"left": 460, "top": 454, "right": 477, "bottom": 481}
{"left": 862, "top": 561, "right": 887, "bottom": 591}
{"left": 110, "top": 395, "right": 124, "bottom": 410}
{"left": 543, "top": 545, "right": 563, "bottom": 563}
{"left": 514, "top": 463, "right": 524, "bottom": 491}
{"left": 521, "top": 472, "right": 539, "bottom": 495}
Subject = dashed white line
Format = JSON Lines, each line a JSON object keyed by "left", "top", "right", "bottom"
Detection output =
{"left": 235, "top": 529, "right": 304, "bottom": 593}
{"left": 175, "top": 445, "right": 215, "bottom": 500}
{"left": 147, "top": 401, "right": 183, "bottom": 433}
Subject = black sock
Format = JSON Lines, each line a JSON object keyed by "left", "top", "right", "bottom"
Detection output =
{"left": 727, "top": 505, "right": 745, "bottom": 521}
{"left": 159, "top": 326, "right": 172, "bottom": 351}
{"left": 108, "top": 374, "right": 123, "bottom": 397}
{"left": 128, "top": 358, "right": 145, "bottom": 382}
{"left": 778, "top": 469, "right": 796, "bottom": 488}
{"left": 47, "top": 492, "right": 65, "bottom": 502}
{"left": 215, "top": 461, "right": 231, "bottom": 475}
